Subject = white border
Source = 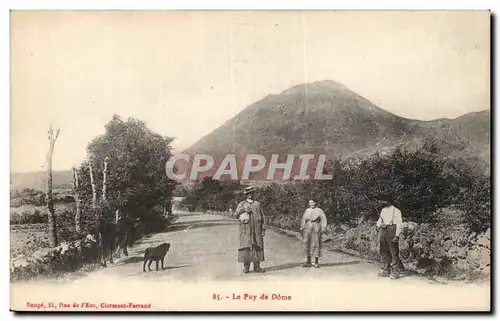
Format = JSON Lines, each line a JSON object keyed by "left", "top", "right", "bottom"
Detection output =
{"left": 2, "top": 1, "right": 497, "bottom": 321}
{"left": 2, "top": 0, "right": 499, "bottom": 10}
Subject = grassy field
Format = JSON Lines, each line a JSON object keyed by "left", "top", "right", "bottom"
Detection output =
{"left": 10, "top": 203, "right": 73, "bottom": 217}
{"left": 10, "top": 223, "right": 51, "bottom": 262}
{"left": 10, "top": 201, "right": 76, "bottom": 266}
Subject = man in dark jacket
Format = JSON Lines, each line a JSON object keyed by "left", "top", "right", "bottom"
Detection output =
{"left": 234, "top": 186, "right": 268, "bottom": 273}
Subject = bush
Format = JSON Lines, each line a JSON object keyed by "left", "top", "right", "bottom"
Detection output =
{"left": 457, "top": 174, "right": 491, "bottom": 233}
{"left": 180, "top": 178, "right": 242, "bottom": 212}
{"left": 10, "top": 188, "right": 75, "bottom": 208}
{"left": 182, "top": 138, "right": 491, "bottom": 233}
{"left": 10, "top": 188, "right": 46, "bottom": 207}
{"left": 10, "top": 209, "right": 48, "bottom": 225}
{"left": 53, "top": 193, "right": 75, "bottom": 204}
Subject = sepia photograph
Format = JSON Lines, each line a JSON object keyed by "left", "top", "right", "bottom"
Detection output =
{"left": 9, "top": 10, "right": 491, "bottom": 311}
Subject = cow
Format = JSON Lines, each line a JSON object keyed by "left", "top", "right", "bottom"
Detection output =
{"left": 87, "top": 206, "right": 138, "bottom": 268}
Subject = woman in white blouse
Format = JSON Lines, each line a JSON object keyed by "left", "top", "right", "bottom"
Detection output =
{"left": 300, "top": 200, "right": 328, "bottom": 268}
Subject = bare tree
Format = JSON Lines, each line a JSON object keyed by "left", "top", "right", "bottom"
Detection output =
{"left": 72, "top": 167, "right": 82, "bottom": 234}
{"left": 45, "top": 126, "right": 60, "bottom": 247}
{"left": 102, "top": 156, "right": 109, "bottom": 202}
{"left": 89, "top": 162, "right": 97, "bottom": 210}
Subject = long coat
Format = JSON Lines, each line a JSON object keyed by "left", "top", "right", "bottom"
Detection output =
{"left": 235, "top": 199, "right": 267, "bottom": 250}
{"left": 301, "top": 207, "right": 327, "bottom": 257}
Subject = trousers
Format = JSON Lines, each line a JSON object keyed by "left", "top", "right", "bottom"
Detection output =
{"left": 238, "top": 245, "right": 265, "bottom": 263}
{"left": 303, "top": 221, "right": 322, "bottom": 257}
{"left": 379, "top": 225, "right": 402, "bottom": 274}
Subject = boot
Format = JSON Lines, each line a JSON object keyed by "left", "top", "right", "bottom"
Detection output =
{"left": 243, "top": 262, "right": 250, "bottom": 274}
{"left": 312, "top": 257, "right": 321, "bottom": 268}
{"left": 302, "top": 256, "right": 312, "bottom": 268}
{"left": 378, "top": 269, "right": 390, "bottom": 278}
{"left": 253, "top": 261, "right": 265, "bottom": 273}
{"left": 390, "top": 268, "right": 400, "bottom": 280}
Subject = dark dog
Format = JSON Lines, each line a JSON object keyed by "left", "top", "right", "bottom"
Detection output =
{"left": 143, "top": 242, "right": 171, "bottom": 272}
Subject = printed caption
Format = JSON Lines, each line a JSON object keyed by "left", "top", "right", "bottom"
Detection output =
{"left": 212, "top": 293, "right": 292, "bottom": 302}
{"left": 26, "top": 301, "right": 152, "bottom": 310}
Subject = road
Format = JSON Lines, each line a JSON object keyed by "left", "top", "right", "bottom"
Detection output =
{"left": 10, "top": 212, "right": 491, "bottom": 311}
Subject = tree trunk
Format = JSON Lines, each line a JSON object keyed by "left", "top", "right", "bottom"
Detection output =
{"left": 46, "top": 126, "right": 60, "bottom": 247}
{"left": 73, "top": 167, "right": 82, "bottom": 234}
{"left": 102, "top": 156, "right": 108, "bottom": 202}
{"left": 89, "top": 163, "right": 97, "bottom": 210}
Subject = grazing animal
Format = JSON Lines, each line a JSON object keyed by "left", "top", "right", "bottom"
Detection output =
{"left": 91, "top": 217, "right": 116, "bottom": 267}
{"left": 143, "top": 242, "right": 171, "bottom": 272}
{"left": 90, "top": 214, "right": 136, "bottom": 267}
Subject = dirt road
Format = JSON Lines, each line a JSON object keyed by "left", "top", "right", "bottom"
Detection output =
{"left": 74, "top": 212, "right": 369, "bottom": 282}
{"left": 11, "top": 212, "right": 490, "bottom": 311}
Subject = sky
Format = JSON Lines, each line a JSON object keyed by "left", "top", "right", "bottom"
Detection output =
{"left": 10, "top": 11, "right": 490, "bottom": 173}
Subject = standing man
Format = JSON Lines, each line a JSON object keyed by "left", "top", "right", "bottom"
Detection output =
{"left": 234, "top": 186, "right": 268, "bottom": 273}
{"left": 301, "top": 200, "right": 328, "bottom": 268}
{"left": 376, "top": 195, "right": 403, "bottom": 279}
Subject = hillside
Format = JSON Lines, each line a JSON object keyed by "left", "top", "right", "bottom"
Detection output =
{"left": 11, "top": 81, "right": 490, "bottom": 190}
{"left": 10, "top": 170, "right": 73, "bottom": 191}
{"left": 184, "top": 80, "right": 490, "bottom": 170}
{"left": 419, "top": 110, "right": 490, "bottom": 168}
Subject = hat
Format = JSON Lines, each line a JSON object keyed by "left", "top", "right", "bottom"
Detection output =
{"left": 379, "top": 193, "right": 394, "bottom": 206}
{"left": 382, "top": 193, "right": 394, "bottom": 203}
{"left": 244, "top": 186, "right": 257, "bottom": 195}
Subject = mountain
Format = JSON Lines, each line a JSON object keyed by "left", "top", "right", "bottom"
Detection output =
{"left": 10, "top": 170, "right": 73, "bottom": 191}
{"left": 12, "top": 80, "right": 489, "bottom": 190}
{"left": 418, "top": 110, "right": 490, "bottom": 165}
{"left": 184, "top": 80, "right": 490, "bottom": 170}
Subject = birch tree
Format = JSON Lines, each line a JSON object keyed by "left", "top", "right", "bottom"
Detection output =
{"left": 45, "top": 126, "right": 60, "bottom": 247}
{"left": 89, "top": 162, "right": 97, "bottom": 210}
{"left": 102, "top": 156, "right": 109, "bottom": 202}
{"left": 72, "top": 167, "right": 82, "bottom": 234}
{"left": 77, "top": 115, "right": 177, "bottom": 233}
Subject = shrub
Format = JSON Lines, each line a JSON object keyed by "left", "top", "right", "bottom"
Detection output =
{"left": 180, "top": 178, "right": 242, "bottom": 212}
{"left": 457, "top": 174, "right": 491, "bottom": 233}
{"left": 10, "top": 188, "right": 46, "bottom": 207}
{"left": 10, "top": 210, "right": 48, "bottom": 225}
{"left": 182, "top": 138, "right": 491, "bottom": 233}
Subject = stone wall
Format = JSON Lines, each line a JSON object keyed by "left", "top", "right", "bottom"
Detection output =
{"left": 10, "top": 238, "right": 101, "bottom": 281}
{"left": 342, "top": 222, "right": 490, "bottom": 280}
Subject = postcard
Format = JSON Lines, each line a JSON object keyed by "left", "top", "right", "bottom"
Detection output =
{"left": 10, "top": 10, "right": 491, "bottom": 312}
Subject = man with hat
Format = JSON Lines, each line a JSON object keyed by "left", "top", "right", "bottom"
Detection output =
{"left": 234, "top": 186, "right": 268, "bottom": 273}
{"left": 376, "top": 194, "right": 404, "bottom": 279}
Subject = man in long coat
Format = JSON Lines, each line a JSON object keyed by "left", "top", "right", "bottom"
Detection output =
{"left": 234, "top": 186, "right": 268, "bottom": 273}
